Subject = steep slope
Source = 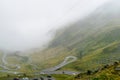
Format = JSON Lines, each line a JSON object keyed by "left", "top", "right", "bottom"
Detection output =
{"left": 73, "top": 61, "right": 120, "bottom": 80}
{"left": 0, "top": 0, "right": 120, "bottom": 79}
{"left": 49, "top": 0, "right": 120, "bottom": 49}
{"left": 30, "top": 0, "right": 120, "bottom": 72}
{"left": 52, "top": 61, "right": 120, "bottom": 80}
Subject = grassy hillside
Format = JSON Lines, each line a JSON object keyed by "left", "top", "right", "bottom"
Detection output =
{"left": 30, "top": 0, "right": 120, "bottom": 72}
{"left": 0, "top": 1, "right": 120, "bottom": 80}
{"left": 73, "top": 61, "right": 120, "bottom": 80}
{"left": 28, "top": 23, "right": 120, "bottom": 74}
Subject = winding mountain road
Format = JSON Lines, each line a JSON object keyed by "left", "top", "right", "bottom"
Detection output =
{"left": 2, "top": 53, "right": 21, "bottom": 70}
{"left": 41, "top": 56, "right": 79, "bottom": 75}
{"left": 42, "top": 56, "right": 77, "bottom": 72}
{"left": 0, "top": 53, "right": 79, "bottom": 75}
{"left": 0, "top": 53, "right": 21, "bottom": 74}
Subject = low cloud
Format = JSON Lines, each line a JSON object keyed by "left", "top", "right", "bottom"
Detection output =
{"left": 0, "top": 0, "right": 109, "bottom": 51}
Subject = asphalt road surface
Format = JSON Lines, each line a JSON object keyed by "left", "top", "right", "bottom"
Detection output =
{"left": 40, "top": 56, "right": 79, "bottom": 75}
{"left": 42, "top": 56, "right": 77, "bottom": 72}
{"left": 0, "top": 54, "right": 79, "bottom": 75}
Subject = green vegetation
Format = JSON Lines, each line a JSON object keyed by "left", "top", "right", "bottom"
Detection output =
{"left": 0, "top": 1, "right": 120, "bottom": 79}
{"left": 52, "top": 74, "right": 75, "bottom": 80}
{"left": 73, "top": 61, "right": 120, "bottom": 80}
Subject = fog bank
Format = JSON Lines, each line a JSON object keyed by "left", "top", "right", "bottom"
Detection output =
{"left": 0, "top": 0, "right": 109, "bottom": 51}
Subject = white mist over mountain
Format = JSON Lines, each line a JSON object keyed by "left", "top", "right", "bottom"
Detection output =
{"left": 0, "top": 0, "right": 110, "bottom": 51}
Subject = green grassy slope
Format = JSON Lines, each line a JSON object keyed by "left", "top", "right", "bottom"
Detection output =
{"left": 0, "top": 1, "right": 120, "bottom": 78}
{"left": 73, "top": 61, "right": 120, "bottom": 80}
{"left": 30, "top": 0, "right": 120, "bottom": 72}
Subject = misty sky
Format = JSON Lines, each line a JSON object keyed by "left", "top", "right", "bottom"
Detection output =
{"left": 0, "top": 0, "right": 110, "bottom": 51}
